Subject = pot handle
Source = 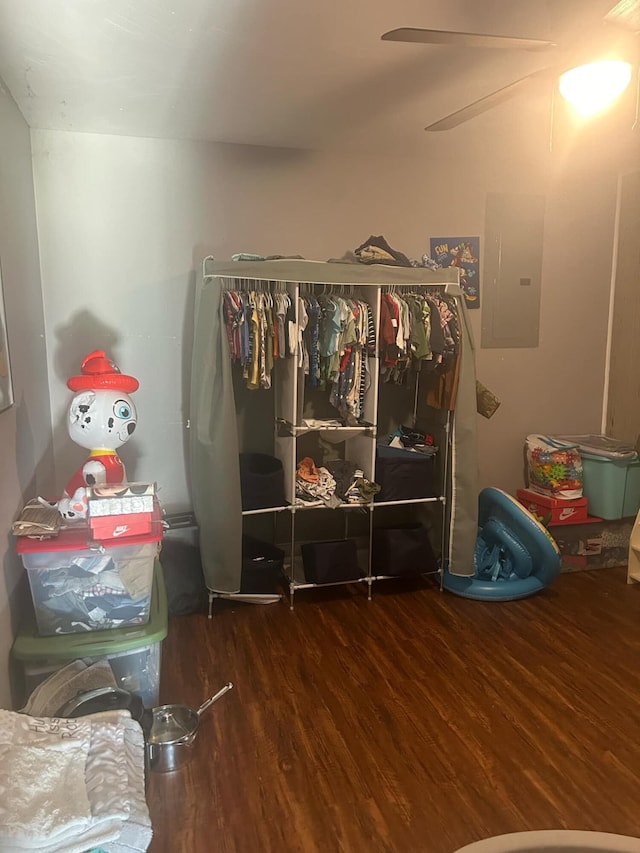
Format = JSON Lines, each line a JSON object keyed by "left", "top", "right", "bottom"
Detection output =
{"left": 197, "top": 682, "right": 234, "bottom": 716}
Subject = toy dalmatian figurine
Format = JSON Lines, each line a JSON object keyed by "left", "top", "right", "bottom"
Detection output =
{"left": 56, "top": 350, "right": 139, "bottom": 521}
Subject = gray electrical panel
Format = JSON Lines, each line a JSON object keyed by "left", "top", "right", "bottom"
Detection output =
{"left": 481, "top": 192, "right": 545, "bottom": 348}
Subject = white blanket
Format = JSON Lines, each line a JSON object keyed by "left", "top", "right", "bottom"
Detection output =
{"left": 0, "top": 709, "right": 152, "bottom": 853}
{"left": 0, "top": 712, "right": 94, "bottom": 845}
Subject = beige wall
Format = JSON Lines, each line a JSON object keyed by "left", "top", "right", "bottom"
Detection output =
{"left": 30, "top": 120, "right": 622, "bottom": 509}
{"left": 0, "top": 82, "right": 54, "bottom": 707}
{"left": 477, "top": 162, "right": 619, "bottom": 492}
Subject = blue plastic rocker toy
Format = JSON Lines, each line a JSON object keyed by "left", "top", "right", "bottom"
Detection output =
{"left": 443, "top": 487, "right": 561, "bottom": 601}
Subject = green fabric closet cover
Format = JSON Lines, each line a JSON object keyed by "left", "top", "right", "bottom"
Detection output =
{"left": 190, "top": 271, "right": 243, "bottom": 593}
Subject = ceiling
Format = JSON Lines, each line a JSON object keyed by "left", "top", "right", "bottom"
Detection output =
{"left": 0, "top": 0, "right": 628, "bottom": 151}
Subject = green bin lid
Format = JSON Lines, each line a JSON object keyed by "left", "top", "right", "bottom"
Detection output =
{"left": 12, "top": 559, "right": 168, "bottom": 661}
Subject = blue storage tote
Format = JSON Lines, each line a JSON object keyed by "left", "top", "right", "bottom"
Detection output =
{"left": 581, "top": 451, "right": 640, "bottom": 520}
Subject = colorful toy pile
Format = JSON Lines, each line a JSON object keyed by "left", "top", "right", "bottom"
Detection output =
{"left": 525, "top": 435, "right": 583, "bottom": 499}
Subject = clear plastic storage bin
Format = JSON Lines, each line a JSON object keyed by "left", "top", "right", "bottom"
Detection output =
{"left": 15, "top": 514, "right": 163, "bottom": 635}
{"left": 12, "top": 561, "right": 168, "bottom": 707}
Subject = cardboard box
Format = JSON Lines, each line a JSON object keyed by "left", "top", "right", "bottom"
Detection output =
{"left": 88, "top": 482, "right": 156, "bottom": 499}
{"left": 516, "top": 488, "right": 588, "bottom": 526}
{"left": 87, "top": 482, "right": 156, "bottom": 517}
{"left": 551, "top": 517, "right": 633, "bottom": 573}
{"left": 88, "top": 494, "right": 155, "bottom": 517}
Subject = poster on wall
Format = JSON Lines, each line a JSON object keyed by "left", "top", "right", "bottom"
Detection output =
{"left": 0, "top": 262, "right": 14, "bottom": 412}
{"left": 429, "top": 236, "right": 480, "bottom": 309}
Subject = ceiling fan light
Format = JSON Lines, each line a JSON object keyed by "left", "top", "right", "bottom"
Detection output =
{"left": 558, "top": 60, "right": 633, "bottom": 116}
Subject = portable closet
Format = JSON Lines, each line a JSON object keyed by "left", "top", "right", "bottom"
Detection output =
{"left": 190, "top": 258, "right": 478, "bottom": 614}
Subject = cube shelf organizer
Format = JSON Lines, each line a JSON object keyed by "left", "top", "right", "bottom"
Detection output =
{"left": 194, "top": 258, "right": 478, "bottom": 610}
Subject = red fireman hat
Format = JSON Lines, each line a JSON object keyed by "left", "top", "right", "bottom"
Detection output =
{"left": 67, "top": 350, "right": 139, "bottom": 393}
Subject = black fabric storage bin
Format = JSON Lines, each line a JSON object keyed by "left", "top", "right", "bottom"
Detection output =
{"left": 241, "top": 535, "right": 284, "bottom": 593}
{"left": 374, "top": 448, "right": 437, "bottom": 502}
{"left": 301, "top": 539, "right": 361, "bottom": 584}
{"left": 239, "top": 453, "right": 286, "bottom": 511}
{"left": 372, "top": 525, "right": 438, "bottom": 577}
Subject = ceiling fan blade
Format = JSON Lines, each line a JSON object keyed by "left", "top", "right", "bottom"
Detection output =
{"left": 604, "top": 0, "right": 640, "bottom": 31}
{"left": 382, "top": 28, "right": 556, "bottom": 51}
{"left": 424, "top": 68, "right": 553, "bottom": 131}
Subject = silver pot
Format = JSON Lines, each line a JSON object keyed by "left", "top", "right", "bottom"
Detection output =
{"left": 146, "top": 682, "right": 233, "bottom": 773}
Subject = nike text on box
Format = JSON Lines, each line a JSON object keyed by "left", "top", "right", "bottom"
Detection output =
{"left": 516, "top": 488, "right": 589, "bottom": 526}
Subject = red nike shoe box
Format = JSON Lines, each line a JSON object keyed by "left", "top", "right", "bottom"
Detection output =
{"left": 90, "top": 511, "right": 153, "bottom": 540}
{"left": 516, "top": 488, "right": 589, "bottom": 526}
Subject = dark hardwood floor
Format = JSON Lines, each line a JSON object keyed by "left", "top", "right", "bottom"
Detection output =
{"left": 147, "top": 568, "right": 640, "bottom": 852}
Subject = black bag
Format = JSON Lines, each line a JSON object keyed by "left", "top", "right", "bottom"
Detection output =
{"left": 372, "top": 524, "right": 438, "bottom": 577}
{"left": 374, "top": 445, "right": 437, "bottom": 502}
{"left": 301, "top": 539, "right": 361, "bottom": 584}
{"left": 241, "top": 536, "right": 285, "bottom": 594}
{"left": 160, "top": 538, "right": 209, "bottom": 616}
{"left": 239, "top": 453, "right": 286, "bottom": 511}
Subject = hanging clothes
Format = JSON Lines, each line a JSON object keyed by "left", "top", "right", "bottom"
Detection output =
{"left": 222, "top": 283, "right": 292, "bottom": 390}
{"left": 379, "top": 290, "right": 435, "bottom": 384}
{"left": 379, "top": 288, "right": 462, "bottom": 411}
{"left": 300, "top": 291, "right": 376, "bottom": 424}
{"left": 223, "top": 281, "right": 378, "bottom": 424}
{"left": 422, "top": 290, "right": 462, "bottom": 411}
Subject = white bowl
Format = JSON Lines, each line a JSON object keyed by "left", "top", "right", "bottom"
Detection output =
{"left": 454, "top": 830, "right": 640, "bottom": 853}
